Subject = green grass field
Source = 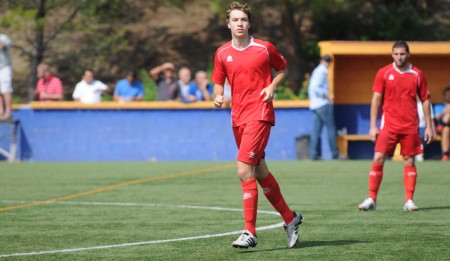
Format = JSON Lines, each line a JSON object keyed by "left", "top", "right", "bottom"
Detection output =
{"left": 0, "top": 161, "right": 449, "bottom": 260}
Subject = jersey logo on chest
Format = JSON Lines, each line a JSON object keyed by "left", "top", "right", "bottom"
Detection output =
{"left": 227, "top": 55, "right": 233, "bottom": 62}
{"left": 388, "top": 74, "right": 394, "bottom": 81}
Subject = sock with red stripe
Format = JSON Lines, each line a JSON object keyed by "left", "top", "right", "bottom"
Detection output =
{"left": 368, "top": 163, "right": 384, "bottom": 201}
{"left": 241, "top": 178, "right": 258, "bottom": 236}
{"left": 404, "top": 165, "right": 417, "bottom": 202}
{"left": 257, "top": 173, "right": 294, "bottom": 225}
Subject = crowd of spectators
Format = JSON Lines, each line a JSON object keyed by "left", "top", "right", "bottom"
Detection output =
{"left": 31, "top": 62, "right": 220, "bottom": 105}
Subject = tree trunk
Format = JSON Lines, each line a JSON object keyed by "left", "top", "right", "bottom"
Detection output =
{"left": 28, "top": 0, "right": 46, "bottom": 102}
{"left": 281, "top": 1, "right": 304, "bottom": 94}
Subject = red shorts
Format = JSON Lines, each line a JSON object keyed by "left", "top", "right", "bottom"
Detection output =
{"left": 233, "top": 121, "right": 271, "bottom": 165}
{"left": 375, "top": 129, "right": 423, "bottom": 156}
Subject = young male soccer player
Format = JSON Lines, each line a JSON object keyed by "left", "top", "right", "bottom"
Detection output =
{"left": 211, "top": 1, "right": 302, "bottom": 248}
{"left": 358, "top": 40, "right": 434, "bottom": 212}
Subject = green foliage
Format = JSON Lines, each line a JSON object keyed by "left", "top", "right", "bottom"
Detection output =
{"left": 276, "top": 80, "right": 298, "bottom": 100}
{"left": 140, "top": 69, "right": 157, "bottom": 101}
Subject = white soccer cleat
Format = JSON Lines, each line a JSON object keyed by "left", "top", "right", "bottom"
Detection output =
{"left": 232, "top": 230, "right": 258, "bottom": 248}
{"left": 403, "top": 200, "right": 419, "bottom": 211}
{"left": 358, "top": 197, "right": 376, "bottom": 211}
{"left": 284, "top": 211, "right": 303, "bottom": 248}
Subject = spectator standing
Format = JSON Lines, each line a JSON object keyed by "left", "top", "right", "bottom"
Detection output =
{"left": 35, "top": 63, "right": 64, "bottom": 101}
{"left": 358, "top": 40, "right": 434, "bottom": 212}
{"left": 149, "top": 62, "right": 178, "bottom": 101}
{"left": 435, "top": 86, "right": 450, "bottom": 161}
{"left": 113, "top": 71, "right": 144, "bottom": 102}
{"left": 212, "top": 1, "right": 302, "bottom": 249}
{"left": 308, "top": 54, "right": 340, "bottom": 160}
{"left": 0, "top": 33, "right": 13, "bottom": 121}
{"left": 72, "top": 69, "right": 108, "bottom": 104}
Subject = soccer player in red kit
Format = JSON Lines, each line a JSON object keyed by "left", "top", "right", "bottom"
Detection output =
{"left": 211, "top": 1, "right": 302, "bottom": 249}
{"left": 358, "top": 40, "right": 435, "bottom": 212}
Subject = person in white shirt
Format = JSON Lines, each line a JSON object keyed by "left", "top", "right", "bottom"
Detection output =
{"left": 0, "top": 33, "right": 13, "bottom": 121}
{"left": 415, "top": 96, "right": 436, "bottom": 161}
{"left": 72, "top": 69, "right": 108, "bottom": 104}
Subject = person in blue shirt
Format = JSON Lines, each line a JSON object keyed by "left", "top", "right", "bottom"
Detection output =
{"left": 190, "top": 70, "right": 213, "bottom": 101}
{"left": 113, "top": 70, "right": 144, "bottom": 102}
{"left": 308, "top": 55, "right": 340, "bottom": 160}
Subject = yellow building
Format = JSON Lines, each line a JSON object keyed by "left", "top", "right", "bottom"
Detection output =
{"left": 318, "top": 41, "right": 450, "bottom": 105}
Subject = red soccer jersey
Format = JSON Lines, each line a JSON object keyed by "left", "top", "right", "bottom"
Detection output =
{"left": 35, "top": 74, "right": 64, "bottom": 101}
{"left": 372, "top": 63, "right": 430, "bottom": 134}
{"left": 211, "top": 37, "right": 287, "bottom": 127}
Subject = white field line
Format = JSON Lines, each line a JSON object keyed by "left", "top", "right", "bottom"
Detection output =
{"left": 0, "top": 200, "right": 284, "bottom": 258}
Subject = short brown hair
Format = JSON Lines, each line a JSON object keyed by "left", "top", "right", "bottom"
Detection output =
{"left": 226, "top": 1, "right": 251, "bottom": 23}
{"left": 392, "top": 40, "right": 410, "bottom": 53}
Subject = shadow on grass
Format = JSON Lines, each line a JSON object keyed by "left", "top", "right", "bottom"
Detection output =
{"left": 239, "top": 240, "right": 365, "bottom": 253}
{"left": 418, "top": 206, "right": 450, "bottom": 211}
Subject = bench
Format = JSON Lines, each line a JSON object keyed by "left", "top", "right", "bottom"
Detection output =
{"left": 337, "top": 134, "right": 442, "bottom": 160}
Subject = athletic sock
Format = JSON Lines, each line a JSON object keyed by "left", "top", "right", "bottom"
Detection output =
{"left": 257, "top": 172, "right": 294, "bottom": 225}
{"left": 368, "top": 163, "right": 384, "bottom": 201}
{"left": 241, "top": 178, "right": 258, "bottom": 236}
{"left": 404, "top": 165, "right": 417, "bottom": 202}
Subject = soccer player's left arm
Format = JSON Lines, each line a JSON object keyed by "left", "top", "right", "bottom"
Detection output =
{"left": 260, "top": 68, "right": 287, "bottom": 102}
{"left": 422, "top": 99, "right": 435, "bottom": 144}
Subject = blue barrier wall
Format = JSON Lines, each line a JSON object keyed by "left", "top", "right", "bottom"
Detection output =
{"left": 8, "top": 103, "right": 439, "bottom": 161}
{"left": 10, "top": 107, "right": 340, "bottom": 161}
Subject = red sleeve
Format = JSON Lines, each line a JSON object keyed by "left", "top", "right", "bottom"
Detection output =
{"left": 417, "top": 71, "right": 430, "bottom": 101}
{"left": 372, "top": 68, "right": 385, "bottom": 94}
{"left": 266, "top": 41, "right": 286, "bottom": 71}
{"left": 211, "top": 49, "right": 226, "bottom": 85}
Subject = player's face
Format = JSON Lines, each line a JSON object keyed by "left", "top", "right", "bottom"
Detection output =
{"left": 392, "top": 47, "right": 409, "bottom": 68}
{"left": 227, "top": 10, "right": 250, "bottom": 39}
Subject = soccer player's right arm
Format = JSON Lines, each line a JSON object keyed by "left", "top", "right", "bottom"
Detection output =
{"left": 213, "top": 84, "right": 224, "bottom": 108}
{"left": 370, "top": 92, "right": 382, "bottom": 142}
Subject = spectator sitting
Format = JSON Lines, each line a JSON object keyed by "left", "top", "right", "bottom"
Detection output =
{"left": 191, "top": 70, "right": 213, "bottom": 101}
{"left": 435, "top": 86, "right": 450, "bottom": 161}
{"left": 35, "top": 63, "right": 64, "bottom": 101}
{"left": 149, "top": 62, "right": 178, "bottom": 101}
{"left": 113, "top": 70, "right": 144, "bottom": 102}
{"left": 175, "top": 67, "right": 197, "bottom": 103}
{"left": 72, "top": 69, "right": 108, "bottom": 104}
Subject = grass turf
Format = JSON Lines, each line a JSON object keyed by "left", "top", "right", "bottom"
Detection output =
{"left": 0, "top": 161, "right": 449, "bottom": 260}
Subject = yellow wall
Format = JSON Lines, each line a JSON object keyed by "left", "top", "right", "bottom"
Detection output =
{"left": 319, "top": 41, "right": 450, "bottom": 105}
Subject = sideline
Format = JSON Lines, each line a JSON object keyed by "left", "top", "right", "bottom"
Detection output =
{"left": 0, "top": 164, "right": 234, "bottom": 212}
{"left": 0, "top": 201, "right": 284, "bottom": 258}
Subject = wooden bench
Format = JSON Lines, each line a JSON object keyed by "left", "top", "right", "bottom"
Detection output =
{"left": 338, "top": 134, "right": 442, "bottom": 160}
{"left": 337, "top": 135, "right": 371, "bottom": 159}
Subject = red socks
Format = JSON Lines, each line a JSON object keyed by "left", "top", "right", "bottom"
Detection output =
{"left": 368, "top": 163, "right": 384, "bottom": 201}
{"left": 241, "top": 178, "right": 258, "bottom": 235}
{"left": 257, "top": 173, "right": 294, "bottom": 225}
{"left": 404, "top": 165, "right": 417, "bottom": 202}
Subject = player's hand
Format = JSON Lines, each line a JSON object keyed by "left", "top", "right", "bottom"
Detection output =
{"left": 214, "top": 95, "right": 224, "bottom": 108}
{"left": 369, "top": 127, "right": 379, "bottom": 142}
{"left": 424, "top": 126, "right": 435, "bottom": 144}
{"left": 260, "top": 85, "right": 275, "bottom": 102}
